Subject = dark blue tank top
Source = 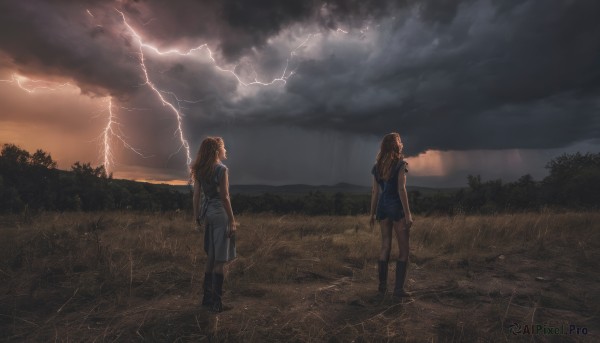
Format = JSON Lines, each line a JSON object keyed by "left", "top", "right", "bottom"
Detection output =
{"left": 371, "top": 160, "right": 408, "bottom": 203}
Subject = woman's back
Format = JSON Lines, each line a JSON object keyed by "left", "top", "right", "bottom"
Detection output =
{"left": 372, "top": 160, "right": 407, "bottom": 201}
{"left": 198, "top": 163, "right": 227, "bottom": 201}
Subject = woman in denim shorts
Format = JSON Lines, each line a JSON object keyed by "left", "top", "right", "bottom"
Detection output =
{"left": 369, "top": 133, "right": 414, "bottom": 298}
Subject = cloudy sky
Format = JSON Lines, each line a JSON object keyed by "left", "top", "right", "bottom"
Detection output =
{"left": 1, "top": 0, "right": 599, "bottom": 187}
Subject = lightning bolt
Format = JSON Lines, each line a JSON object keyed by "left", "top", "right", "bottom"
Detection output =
{"left": 135, "top": 31, "right": 317, "bottom": 86}
{"left": 116, "top": 9, "right": 331, "bottom": 173}
{"left": 0, "top": 73, "right": 145, "bottom": 173}
{"left": 102, "top": 98, "right": 116, "bottom": 173}
{"left": 0, "top": 73, "right": 71, "bottom": 93}
{"left": 98, "top": 97, "right": 150, "bottom": 174}
{"left": 116, "top": 10, "right": 194, "bottom": 168}
{"left": 2, "top": 9, "right": 354, "bottom": 182}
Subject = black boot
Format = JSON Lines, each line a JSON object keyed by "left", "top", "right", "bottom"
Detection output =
{"left": 393, "top": 260, "right": 411, "bottom": 298}
{"left": 377, "top": 260, "right": 388, "bottom": 294}
{"left": 202, "top": 272, "right": 213, "bottom": 307}
{"left": 210, "top": 273, "right": 224, "bottom": 313}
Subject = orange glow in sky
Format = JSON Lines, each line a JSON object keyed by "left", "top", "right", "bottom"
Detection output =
{"left": 405, "top": 150, "right": 447, "bottom": 177}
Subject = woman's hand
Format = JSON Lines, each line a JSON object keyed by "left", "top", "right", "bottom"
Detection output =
{"left": 228, "top": 219, "right": 237, "bottom": 238}
{"left": 369, "top": 214, "right": 376, "bottom": 231}
{"left": 404, "top": 214, "right": 413, "bottom": 229}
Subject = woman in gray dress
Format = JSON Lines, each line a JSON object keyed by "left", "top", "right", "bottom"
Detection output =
{"left": 192, "top": 137, "right": 237, "bottom": 312}
{"left": 369, "top": 132, "right": 414, "bottom": 298}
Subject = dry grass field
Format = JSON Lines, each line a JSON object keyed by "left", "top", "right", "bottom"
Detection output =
{"left": 0, "top": 211, "right": 598, "bottom": 342}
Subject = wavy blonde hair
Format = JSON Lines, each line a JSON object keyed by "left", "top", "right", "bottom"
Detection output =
{"left": 191, "top": 137, "right": 224, "bottom": 184}
{"left": 375, "top": 132, "right": 404, "bottom": 181}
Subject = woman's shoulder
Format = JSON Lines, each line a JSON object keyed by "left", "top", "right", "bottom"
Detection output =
{"left": 215, "top": 163, "right": 228, "bottom": 180}
{"left": 397, "top": 159, "right": 408, "bottom": 173}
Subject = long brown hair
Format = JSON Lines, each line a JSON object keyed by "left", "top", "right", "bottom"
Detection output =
{"left": 375, "top": 132, "right": 404, "bottom": 181}
{"left": 191, "top": 137, "right": 224, "bottom": 183}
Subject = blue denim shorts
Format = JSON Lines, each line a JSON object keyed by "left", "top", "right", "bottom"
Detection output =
{"left": 376, "top": 200, "right": 405, "bottom": 222}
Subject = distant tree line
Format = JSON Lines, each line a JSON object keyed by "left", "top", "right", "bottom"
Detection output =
{"left": 1, "top": 143, "right": 598, "bottom": 214}
{"left": 234, "top": 152, "right": 600, "bottom": 215}
{"left": 409, "top": 152, "right": 600, "bottom": 215}
{"left": 0, "top": 144, "right": 189, "bottom": 212}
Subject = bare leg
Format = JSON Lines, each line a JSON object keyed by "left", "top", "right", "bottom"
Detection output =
{"left": 212, "top": 262, "right": 225, "bottom": 275}
{"left": 379, "top": 219, "right": 393, "bottom": 261}
{"left": 204, "top": 245, "right": 227, "bottom": 275}
{"left": 393, "top": 220, "right": 409, "bottom": 261}
{"left": 393, "top": 219, "right": 411, "bottom": 297}
{"left": 377, "top": 219, "right": 393, "bottom": 293}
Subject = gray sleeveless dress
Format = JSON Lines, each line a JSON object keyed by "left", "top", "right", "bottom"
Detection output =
{"left": 198, "top": 163, "right": 236, "bottom": 262}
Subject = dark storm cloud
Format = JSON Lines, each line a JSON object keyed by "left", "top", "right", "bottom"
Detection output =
{"left": 120, "top": 0, "right": 397, "bottom": 61}
{"left": 0, "top": 0, "right": 145, "bottom": 96}
{"left": 417, "top": 0, "right": 469, "bottom": 24}
{"left": 0, "top": 0, "right": 396, "bottom": 99}
{"left": 203, "top": 0, "right": 600, "bottom": 155}
{"left": 1, "top": 0, "right": 598, "bottom": 161}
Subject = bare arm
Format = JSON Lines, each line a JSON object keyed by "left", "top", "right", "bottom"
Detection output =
{"left": 369, "top": 176, "right": 379, "bottom": 230}
{"left": 193, "top": 179, "right": 202, "bottom": 223}
{"left": 370, "top": 176, "right": 379, "bottom": 217}
{"left": 397, "top": 165, "right": 413, "bottom": 228}
{"left": 219, "top": 168, "right": 236, "bottom": 234}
